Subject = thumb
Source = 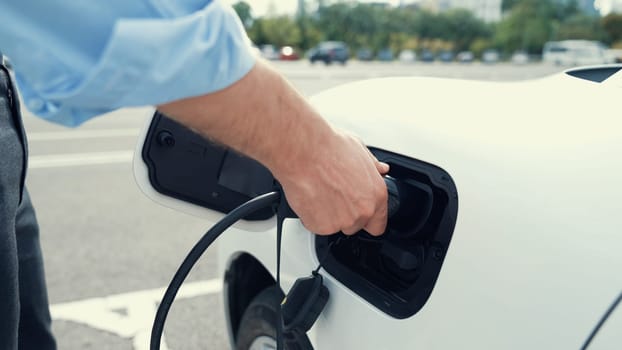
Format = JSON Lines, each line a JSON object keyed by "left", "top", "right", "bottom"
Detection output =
{"left": 376, "top": 161, "right": 390, "bottom": 175}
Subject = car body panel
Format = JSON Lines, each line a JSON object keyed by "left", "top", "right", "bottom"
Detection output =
{"left": 134, "top": 67, "right": 622, "bottom": 349}
{"left": 296, "top": 72, "right": 621, "bottom": 349}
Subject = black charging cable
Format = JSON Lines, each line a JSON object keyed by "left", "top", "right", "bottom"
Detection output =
{"left": 148, "top": 173, "right": 618, "bottom": 350}
{"left": 150, "top": 177, "right": 403, "bottom": 350}
{"left": 580, "top": 290, "right": 622, "bottom": 350}
{"left": 149, "top": 191, "right": 281, "bottom": 350}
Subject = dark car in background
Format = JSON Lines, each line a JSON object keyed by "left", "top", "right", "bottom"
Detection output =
{"left": 376, "top": 48, "right": 394, "bottom": 61}
{"left": 438, "top": 51, "right": 455, "bottom": 62}
{"left": 309, "top": 41, "right": 350, "bottom": 65}
{"left": 356, "top": 47, "right": 374, "bottom": 61}
{"left": 420, "top": 49, "right": 435, "bottom": 62}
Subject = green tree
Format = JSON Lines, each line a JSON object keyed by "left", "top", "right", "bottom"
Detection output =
{"left": 494, "top": 0, "right": 582, "bottom": 54}
{"left": 441, "top": 9, "right": 492, "bottom": 51}
{"left": 415, "top": 11, "right": 446, "bottom": 39}
{"left": 502, "top": 0, "right": 521, "bottom": 12}
{"left": 249, "top": 16, "right": 301, "bottom": 48}
{"left": 495, "top": 9, "right": 552, "bottom": 53}
{"left": 248, "top": 18, "right": 267, "bottom": 45}
{"left": 494, "top": 0, "right": 612, "bottom": 54}
{"left": 602, "top": 13, "right": 622, "bottom": 44}
{"left": 557, "top": 14, "right": 606, "bottom": 41}
{"left": 470, "top": 38, "right": 493, "bottom": 57}
{"left": 247, "top": 2, "right": 492, "bottom": 55}
{"left": 316, "top": 3, "right": 388, "bottom": 51}
{"left": 499, "top": 0, "right": 550, "bottom": 52}
{"left": 232, "top": 1, "right": 253, "bottom": 29}
{"left": 296, "top": 16, "right": 323, "bottom": 51}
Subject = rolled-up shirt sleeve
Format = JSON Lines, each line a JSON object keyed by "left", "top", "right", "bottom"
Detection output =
{"left": 0, "top": 0, "right": 256, "bottom": 126}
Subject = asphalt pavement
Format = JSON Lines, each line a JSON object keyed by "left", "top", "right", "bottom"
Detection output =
{"left": 23, "top": 61, "right": 563, "bottom": 350}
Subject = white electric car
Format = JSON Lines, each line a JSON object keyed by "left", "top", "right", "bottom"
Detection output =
{"left": 135, "top": 65, "right": 622, "bottom": 350}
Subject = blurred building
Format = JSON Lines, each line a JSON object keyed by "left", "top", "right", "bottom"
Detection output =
{"left": 419, "top": 0, "right": 502, "bottom": 22}
{"left": 366, "top": 2, "right": 392, "bottom": 8}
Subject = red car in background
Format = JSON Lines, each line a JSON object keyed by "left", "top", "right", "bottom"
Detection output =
{"left": 279, "top": 46, "right": 299, "bottom": 60}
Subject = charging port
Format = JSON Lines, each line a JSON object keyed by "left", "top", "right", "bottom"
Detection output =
{"left": 315, "top": 147, "right": 458, "bottom": 319}
{"left": 142, "top": 114, "right": 458, "bottom": 319}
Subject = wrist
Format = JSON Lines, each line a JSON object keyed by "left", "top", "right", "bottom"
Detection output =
{"left": 267, "top": 116, "right": 337, "bottom": 182}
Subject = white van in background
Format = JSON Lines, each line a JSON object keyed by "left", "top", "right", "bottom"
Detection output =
{"left": 543, "top": 40, "right": 610, "bottom": 66}
{"left": 606, "top": 48, "right": 622, "bottom": 63}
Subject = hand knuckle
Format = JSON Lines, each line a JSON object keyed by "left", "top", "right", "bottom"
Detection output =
{"left": 360, "top": 202, "right": 375, "bottom": 219}
{"left": 377, "top": 182, "right": 388, "bottom": 199}
{"left": 318, "top": 223, "right": 338, "bottom": 235}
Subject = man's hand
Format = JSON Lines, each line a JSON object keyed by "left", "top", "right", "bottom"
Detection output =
{"left": 158, "top": 60, "right": 389, "bottom": 236}
{"left": 276, "top": 131, "right": 389, "bottom": 236}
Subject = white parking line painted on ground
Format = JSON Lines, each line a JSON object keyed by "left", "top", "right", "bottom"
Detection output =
{"left": 50, "top": 279, "right": 222, "bottom": 350}
{"left": 28, "top": 128, "right": 140, "bottom": 141}
{"left": 29, "top": 150, "right": 134, "bottom": 169}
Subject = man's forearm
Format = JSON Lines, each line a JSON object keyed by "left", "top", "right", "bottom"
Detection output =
{"left": 157, "top": 60, "right": 331, "bottom": 181}
{"left": 157, "top": 60, "right": 389, "bottom": 236}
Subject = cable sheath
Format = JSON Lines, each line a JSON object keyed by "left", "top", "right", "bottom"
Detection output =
{"left": 150, "top": 191, "right": 281, "bottom": 350}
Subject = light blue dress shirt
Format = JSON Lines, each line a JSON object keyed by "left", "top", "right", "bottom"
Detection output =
{"left": 0, "top": 0, "right": 256, "bottom": 126}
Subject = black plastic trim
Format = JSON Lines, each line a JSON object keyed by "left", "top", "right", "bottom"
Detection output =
{"left": 141, "top": 112, "right": 275, "bottom": 220}
{"left": 142, "top": 111, "right": 460, "bottom": 319}
{"left": 566, "top": 65, "right": 622, "bottom": 83}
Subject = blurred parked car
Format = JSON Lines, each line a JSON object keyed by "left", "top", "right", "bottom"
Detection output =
{"left": 309, "top": 41, "right": 349, "bottom": 65}
{"left": 438, "top": 51, "right": 455, "bottom": 62}
{"left": 356, "top": 48, "right": 374, "bottom": 61}
{"left": 377, "top": 48, "right": 394, "bottom": 62}
{"left": 511, "top": 50, "right": 529, "bottom": 65}
{"left": 457, "top": 51, "right": 474, "bottom": 63}
{"left": 482, "top": 49, "right": 500, "bottom": 64}
{"left": 279, "top": 46, "right": 299, "bottom": 61}
{"left": 398, "top": 49, "right": 417, "bottom": 63}
{"left": 420, "top": 50, "right": 435, "bottom": 62}
{"left": 260, "top": 45, "right": 279, "bottom": 60}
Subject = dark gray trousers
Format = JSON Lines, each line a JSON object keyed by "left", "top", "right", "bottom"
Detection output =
{"left": 1, "top": 64, "right": 56, "bottom": 349}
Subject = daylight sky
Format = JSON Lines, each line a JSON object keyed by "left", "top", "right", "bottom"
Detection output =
{"left": 595, "top": 0, "right": 617, "bottom": 14}
{"left": 224, "top": 0, "right": 616, "bottom": 16}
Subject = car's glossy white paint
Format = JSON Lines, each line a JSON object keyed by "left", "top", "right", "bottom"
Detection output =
{"left": 303, "top": 70, "right": 621, "bottom": 349}
{"left": 135, "top": 67, "right": 622, "bottom": 349}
